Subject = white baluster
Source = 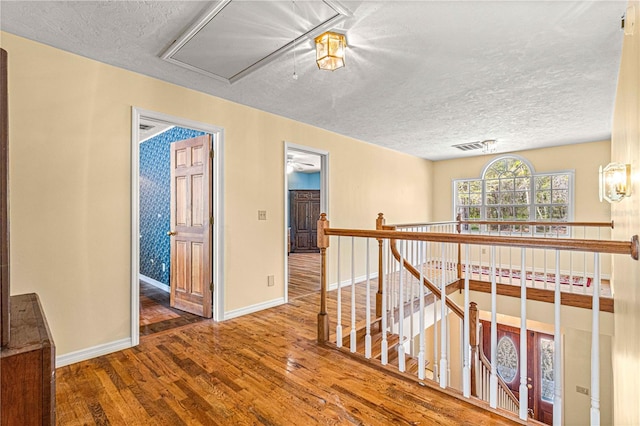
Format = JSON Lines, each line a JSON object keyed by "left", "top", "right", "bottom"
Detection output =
{"left": 398, "top": 240, "right": 406, "bottom": 372}
{"left": 409, "top": 241, "right": 415, "bottom": 356}
{"left": 569, "top": 252, "right": 574, "bottom": 293}
{"left": 439, "top": 243, "right": 448, "bottom": 389}
{"left": 365, "top": 240, "right": 372, "bottom": 359}
{"left": 381, "top": 239, "right": 388, "bottom": 365}
{"left": 446, "top": 307, "right": 451, "bottom": 385}
{"left": 433, "top": 293, "right": 439, "bottom": 382}
{"left": 519, "top": 248, "right": 528, "bottom": 420}
{"left": 462, "top": 244, "right": 471, "bottom": 398}
{"left": 336, "top": 237, "right": 342, "bottom": 348}
{"left": 418, "top": 241, "right": 426, "bottom": 380}
{"left": 553, "top": 250, "right": 563, "bottom": 425}
{"left": 591, "top": 253, "right": 601, "bottom": 425}
{"left": 350, "top": 237, "right": 356, "bottom": 353}
{"left": 490, "top": 245, "right": 498, "bottom": 408}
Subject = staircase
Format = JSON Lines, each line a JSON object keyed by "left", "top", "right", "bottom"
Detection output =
{"left": 315, "top": 212, "right": 639, "bottom": 425}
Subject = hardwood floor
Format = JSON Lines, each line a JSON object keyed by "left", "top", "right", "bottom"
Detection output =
{"left": 287, "top": 253, "right": 321, "bottom": 300}
{"left": 57, "top": 288, "right": 521, "bottom": 425}
{"left": 140, "top": 281, "right": 206, "bottom": 336}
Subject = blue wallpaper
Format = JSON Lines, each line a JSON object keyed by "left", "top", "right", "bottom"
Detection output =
{"left": 288, "top": 172, "right": 320, "bottom": 190}
{"left": 139, "top": 126, "right": 205, "bottom": 285}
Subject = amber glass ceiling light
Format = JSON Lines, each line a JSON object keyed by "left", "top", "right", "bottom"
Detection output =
{"left": 315, "top": 31, "right": 347, "bottom": 71}
{"left": 599, "top": 162, "right": 632, "bottom": 203}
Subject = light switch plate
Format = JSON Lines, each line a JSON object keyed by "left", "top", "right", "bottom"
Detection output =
{"left": 625, "top": 7, "right": 636, "bottom": 36}
{"left": 576, "top": 385, "right": 589, "bottom": 396}
{"left": 258, "top": 210, "right": 267, "bottom": 220}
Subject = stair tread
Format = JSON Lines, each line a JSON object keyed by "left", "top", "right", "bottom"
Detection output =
{"left": 341, "top": 317, "right": 382, "bottom": 347}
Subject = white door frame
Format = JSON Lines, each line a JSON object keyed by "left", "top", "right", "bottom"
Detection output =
{"left": 283, "top": 142, "right": 329, "bottom": 303}
{"left": 131, "top": 107, "right": 225, "bottom": 346}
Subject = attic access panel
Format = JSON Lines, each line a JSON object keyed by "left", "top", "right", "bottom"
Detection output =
{"left": 162, "top": 0, "right": 350, "bottom": 84}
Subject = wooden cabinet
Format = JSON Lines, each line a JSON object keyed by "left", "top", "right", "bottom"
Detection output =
{"left": 289, "top": 190, "right": 320, "bottom": 253}
{"left": 1, "top": 293, "right": 55, "bottom": 425}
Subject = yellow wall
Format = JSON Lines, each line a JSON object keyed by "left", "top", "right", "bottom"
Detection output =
{"left": 431, "top": 141, "right": 611, "bottom": 222}
{"left": 610, "top": 1, "right": 640, "bottom": 424}
{"left": 1, "top": 32, "right": 432, "bottom": 356}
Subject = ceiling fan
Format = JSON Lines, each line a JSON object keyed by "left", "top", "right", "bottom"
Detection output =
{"left": 286, "top": 155, "right": 314, "bottom": 173}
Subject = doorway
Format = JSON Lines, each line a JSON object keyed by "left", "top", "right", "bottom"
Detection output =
{"left": 481, "top": 320, "right": 555, "bottom": 424}
{"left": 284, "top": 143, "right": 328, "bottom": 302}
{"left": 131, "top": 108, "right": 224, "bottom": 346}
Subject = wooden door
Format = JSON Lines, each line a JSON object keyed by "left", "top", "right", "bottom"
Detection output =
{"left": 169, "top": 135, "right": 213, "bottom": 318}
{"left": 290, "top": 190, "right": 320, "bottom": 253}
{"left": 531, "top": 331, "right": 555, "bottom": 424}
{"left": 481, "top": 321, "right": 554, "bottom": 424}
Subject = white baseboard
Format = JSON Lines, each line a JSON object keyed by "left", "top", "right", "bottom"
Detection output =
{"left": 56, "top": 337, "right": 132, "bottom": 367}
{"left": 224, "top": 297, "right": 286, "bottom": 321}
{"left": 328, "top": 272, "right": 379, "bottom": 291}
{"left": 139, "top": 274, "right": 170, "bottom": 293}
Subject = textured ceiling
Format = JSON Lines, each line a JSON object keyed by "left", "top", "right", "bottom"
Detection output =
{"left": 0, "top": 1, "right": 626, "bottom": 160}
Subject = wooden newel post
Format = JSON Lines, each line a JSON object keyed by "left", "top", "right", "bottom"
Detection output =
{"left": 317, "top": 213, "right": 330, "bottom": 344}
{"left": 469, "top": 301, "right": 479, "bottom": 397}
{"left": 376, "top": 213, "right": 385, "bottom": 318}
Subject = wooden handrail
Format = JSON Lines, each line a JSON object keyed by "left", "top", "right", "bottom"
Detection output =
{"left": 322, "top": 228, "right": 639, "bottom": 259}
{"left": 387, "top": 235, "right": 465, "bottom": 319}
{"left": 390, "top": 221, "right": 458, "bottom": 228}
{"left": 457, "top": 219, "right": 614, "bottom": 229}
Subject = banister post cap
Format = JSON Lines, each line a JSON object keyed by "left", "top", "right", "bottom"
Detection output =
{"left": 376, "top": 213, "right": 385, "bottom": 231}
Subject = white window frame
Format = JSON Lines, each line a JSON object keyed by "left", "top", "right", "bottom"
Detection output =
{"left": 453, "top": 155, "right": 574, "bottom": 236}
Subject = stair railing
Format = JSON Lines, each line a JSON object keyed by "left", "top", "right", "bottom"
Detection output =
{"left": 456, "top": 216, "right": 615, "bottom": 298}
{"left": 316, "top": 213, "right": 638, "bottom": 425}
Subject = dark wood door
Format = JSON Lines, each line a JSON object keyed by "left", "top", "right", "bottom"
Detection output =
{"left": 290, "top": 190, "right": 320, "bottom": 253}
{"left": 481, "top": 320, "right": 554, "bottom": 424}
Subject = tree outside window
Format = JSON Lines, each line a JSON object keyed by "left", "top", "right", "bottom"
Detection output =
{"left": 454, "top": 156, "right": 573, "bottom": 235}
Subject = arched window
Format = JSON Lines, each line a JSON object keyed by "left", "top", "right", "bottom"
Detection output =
{"left": 454, "top": 155, "right": 573, "bottom": 235}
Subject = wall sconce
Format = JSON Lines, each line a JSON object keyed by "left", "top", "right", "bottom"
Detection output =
{"left": 315, "top": 31, "right": 347, "bottom": 71}
{"left": 599, "top": 162, "right": 632, "bottom": 203}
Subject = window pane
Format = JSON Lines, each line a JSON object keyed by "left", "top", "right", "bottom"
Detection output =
{"left": 457, "top": 181, "right": 469, "bottom": 192}
{"left": 552, "top": 206, "right": 567, "bottom": 220}
{"left": 500, "top": 192, "right": 513, "bottom": 204}
{"left": 515, "top": 206, "right": 529, "bottom": 220}
{"left": 540, "top": 338, "right": 555, "bottom": 404}
{"left": 497, "top": 336, "right": 519, "bottom": 383}
{"left": 459, "top": 194, "right": 470, "bottom": 205}
{"left": 536, "top": 206, "right": 551, "bottom": 220}
{"left": 500, "top": 179, "right": 514, "bottom": 191}
{"left": 515, "top": 177, "right": 530, "bottom": 190}
{"left": 485, "top": 179, "right": 499, "bottom": 193}
{"left": 470, "top": 180, "right": 482, "bottom": 192}
{"left": 487, "top": 207, "right": 499, "bottom": 219}
{"left": 514, "top": 191, "right": 528, "bottom": 204}
{"left": 486, "top": 193, "right": 498, "bottom": 205}
{"left": 552, "top": 189, "right": 568, "bottom": 204}
{"left": 536, "top": 190, "right": 551, "bottom": 204}
{"left": 470, "top": 193, "right": 482, "bottom": 205}
{"left": 552, "top": 175, "right": 568, "bottom": 189}
{"left": 469, "top": 207, "right": 481, "bottom": 219}
{"left": 535, "top": 176, "right": 551, "bottom": 190}
{"left": 500, "top": 206, "right": 515, "bottom": 219}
